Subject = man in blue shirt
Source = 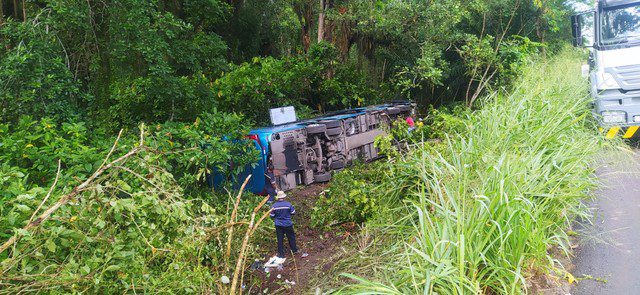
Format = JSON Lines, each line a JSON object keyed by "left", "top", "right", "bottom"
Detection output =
{"left": 270, "top": 191, "right": 298, "bottom": 258}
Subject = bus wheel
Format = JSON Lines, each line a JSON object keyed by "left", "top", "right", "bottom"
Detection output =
{"left": 313, "top": 172, "right": 332, "bottom": 182}
{"left": 319, "top": 120, "right": 342, "bottom": 129}
{"left": 329, "top": 160, "right": 345, "bottom": 170}
{"left": 307, "top": 124, "right": 327, "bottom": 135}
{"left": 325, "top": 127, "right": 342, "bottom": 137}
{"left": 386, "top": 107, "right": 401, "bottom": 115}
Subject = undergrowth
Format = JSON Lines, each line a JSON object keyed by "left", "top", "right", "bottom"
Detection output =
{"left": 323, "top": 49, "right": 619, "bottom": 294}
{"left": 0, "top": 116, "right": 267, "bottom": 294}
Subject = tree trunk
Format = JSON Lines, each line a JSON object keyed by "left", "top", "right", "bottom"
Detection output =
{"left": 302, "top": 20, "right": 311, "bottom": 52}
{"left": 294, "top": 1, "right": 313, "bottom": 52}
{"left": 303, "top": 3, "right": 312, "bottom": 52}
{"left": 536, "top": 8, "right": 546, "bottom": 56}
{"left": 322, "top": 0, "right": 335, "bottom": 43}
{"left": 89, "top": 0, "right": 112, "bottom": 120}
{"left": 1, "top": 0, "right": 5, "bottom": 24}
{"left": 12, "top": 0, "right": 18, "bottom": 20}
{"left": 317, "top": 0, "right": 325, "bottom": 43}
{"left": 336, "top": 8, "right": 354, "bottom": 61}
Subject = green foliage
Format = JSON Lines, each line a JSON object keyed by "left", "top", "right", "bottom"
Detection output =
{"left": 0, "top": 20, "right": 85, "bottom": 123}
{"left": 421, "top": 104, "right": 471, "bottom": 139}
{"left": 0, "top": 117, "right": 102, "bottom": 189}
{"left": 1, "top": 153, "right": 208, "bottom": 292}
{"left": 1, "top": 0, "right": 573, "bottom": 127}
{"left": 328, "top": 50, "right": 617, "bottom": 293}
{"left": 0, "top": 0, "right": 230, "bottom": 128}
{"left": 95, "top": 0, "right": 229, "bottom": 127}
{"left": 217, "top": 0, "right": 300, "bottom": 61}
{"left": 147, "top": 110, "right": 258, "bottom": 191}
{"left": 214, "top": 42, "right": 377, "bottom": 124}
{"left": 311, "top": 162, "right": 385, "bottom": 228}
{"left": 0, "top": 111, "right": 256, "bottom": 198}
{"left": 373, "top": 120, "right": 423, "bottom": 158}
{"left": 458, "top": 34, "right": 544, "bottom": 105}
{"left": 0, "top": 114, "right": 263, "bottom": 293}
{"left": 461, "top": 34, "right": 544, "bottom": 83}
{"left": 497, "top": 36, "right": 546, "bottom": 84}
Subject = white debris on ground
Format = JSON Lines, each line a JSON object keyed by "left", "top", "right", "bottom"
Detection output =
{"left": 262, "top": 253, "right": 310, "bottom": 273}
{"left": 264, "top": 255, "right": 286, "bottom": 273}
{"left": 220, "top": 275, "right": 230, "bottom": 284}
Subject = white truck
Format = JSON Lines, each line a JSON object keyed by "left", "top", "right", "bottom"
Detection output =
{"left": 572, "top": 0, "right": 640, "bottom": 138}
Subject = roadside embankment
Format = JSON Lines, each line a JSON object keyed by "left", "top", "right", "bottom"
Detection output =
{"left": 314, "top": 49, "right": 619, "bottom": 294}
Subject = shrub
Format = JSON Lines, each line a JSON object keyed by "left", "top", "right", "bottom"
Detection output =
{"left": 213, "top": 42, "right": 383, "bottom": 125}
{"left": 311, "top": 162, "right": 386, "bottom": 228}
{"left": 0, "top": 113, "right": 263, "bottom": 293}
{"left": 0, "top": 20, "right": 85, "bottom": 124}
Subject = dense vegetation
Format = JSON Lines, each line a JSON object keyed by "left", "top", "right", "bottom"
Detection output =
{"left": 0, "top": 0, "right": 590, "bottom": 293}
{"left": 312, "top": 50, "right": 615, "bottom": 293}
{"left": 1, "top": 0, "right": 572, "bottom": 127}
{"left": 0, "top": 115, "right": 265, "bottom": 293}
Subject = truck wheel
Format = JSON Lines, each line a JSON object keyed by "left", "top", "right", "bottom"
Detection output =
{"left": 306, "top": 124, "right": 326, "bottom": 135}
{"left": 319, "top": 120, "right": 342, "bottom": 129}
{"left": 313, "top": 172, "right": 332, "bottom": 182}
{"left": 329, "top": 160, "right": 345, "bottom": 170}
{"left": 325, "top": 127, "right": 342, "bottom": 137}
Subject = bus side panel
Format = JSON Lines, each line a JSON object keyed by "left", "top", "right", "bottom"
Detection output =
{"left": 208, "top": 137, "right": 267, "bottom": 194}
{"left": 243, "top": 138, "right": 267, "bottom": 194}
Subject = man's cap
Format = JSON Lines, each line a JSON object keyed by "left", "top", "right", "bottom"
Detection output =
{"left": 276, "top": 191, "right": 287, "bottom": 199}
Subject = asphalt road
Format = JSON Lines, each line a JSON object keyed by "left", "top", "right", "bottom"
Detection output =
{"left": 572, "top": 150, "right": 640, "bottom": 294}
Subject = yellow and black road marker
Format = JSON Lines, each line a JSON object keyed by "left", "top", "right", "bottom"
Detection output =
{"left": 600, "top": 126, "right": 640, "bottom": 139}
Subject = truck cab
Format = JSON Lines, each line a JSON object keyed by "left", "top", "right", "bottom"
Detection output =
{"left": 572, "top": 0, "right": 640, "bottom": 137}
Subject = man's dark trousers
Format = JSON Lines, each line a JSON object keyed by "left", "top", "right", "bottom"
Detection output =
{"left": 276, "top": 225, "right": 298, "bottom": 258}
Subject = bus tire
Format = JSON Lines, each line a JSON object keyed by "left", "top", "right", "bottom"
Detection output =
{"left": 319, "top": 120, "right": 342, "bottom": 129}
{"left": 313, "top": 172, "right": 332, "bottom": 182}
{"left": 329, "top": 160, "right": 345, "bottom": 170}
{"left": 386, "top": 107, "right": 401, "bottom": 115}
{"left": 325, "top": 127, "right": 342, "bottom": 137}
{"left": 307, "top": 124, "right": 326, "bottom": 135}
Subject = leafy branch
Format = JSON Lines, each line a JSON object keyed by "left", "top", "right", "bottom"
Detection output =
{"left": 0, "top": 128, "right": 142, "bottom": 255}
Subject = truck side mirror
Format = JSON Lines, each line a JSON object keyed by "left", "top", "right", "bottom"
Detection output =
{"left": 571, "top": 15, "right": 583, "bottom": 46}
{"left": 571, "top": 11, "right": 595, "bottom": 47}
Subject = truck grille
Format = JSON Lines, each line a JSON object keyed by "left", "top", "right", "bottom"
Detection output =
{"left": 610, "top": 64, "right": 640, "bottom": 91}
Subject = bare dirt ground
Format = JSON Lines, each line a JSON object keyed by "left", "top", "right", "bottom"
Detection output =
{"left": 246, "top": 183, "right": 355, "bottom": 294}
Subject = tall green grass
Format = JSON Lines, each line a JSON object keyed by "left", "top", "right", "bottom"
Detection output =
{"left": 335, "top": 50, "right": 616, "bottom": 294}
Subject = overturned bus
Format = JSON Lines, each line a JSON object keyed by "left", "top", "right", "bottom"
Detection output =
{"left": 209, "top": 101, "right": 415, "bottom": 195}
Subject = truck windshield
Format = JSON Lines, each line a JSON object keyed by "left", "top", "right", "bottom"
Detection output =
{"left": 601, "top": 5, "right": 640, "bottom": 45}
